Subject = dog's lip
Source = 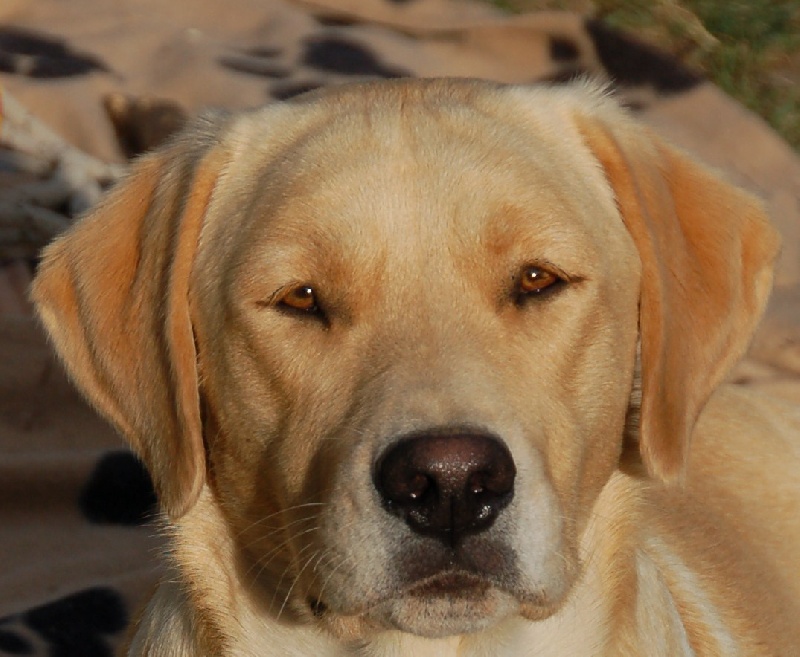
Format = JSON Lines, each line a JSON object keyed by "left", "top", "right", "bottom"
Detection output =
{"left": 405, "top": 570, "right": 491, "bottom": 599}
{"left": 310, "top": 571, "right": 495, "bottom": 618}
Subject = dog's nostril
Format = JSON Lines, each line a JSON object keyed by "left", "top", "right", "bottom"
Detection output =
{"left": 406, "top": 473, "right": 430, "bottom": 500}
{"left": 374, "top": 432, "right": 516, "bottom": 545}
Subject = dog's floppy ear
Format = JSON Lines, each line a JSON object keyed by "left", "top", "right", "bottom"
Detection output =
{"left": 31, "top": 116, "right": 230, "bottom": 519}
{"left": 576, "top": 114, "right": 779, "bottom": 482}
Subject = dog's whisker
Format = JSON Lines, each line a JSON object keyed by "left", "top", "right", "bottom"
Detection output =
{"left": 243, "top": 524, "right": 321, "bottom": 588}
{"left": 269, "top": 540, "right": 318, "bottom": 616}
{"left": 238, "top": 513, "right": 321, "bottom": 551}
{"left": 241, "top": 511, "right": 365, "bottom": 592}
{"left": 300, "top": 548, "right": 333, "bottom": 606}
{"left": 277, "top": 545, "right": 322, "bottom": 621}
{"left": 314, "top": 550, "right": 359, "bottom": 612}
{"left": 270, "top": 520, "right": 358, "bottom": 596}
{"left": 298, "top": 515, "right": 364, "bottom": 597}
{"left": 232, "top": 502, "right": 329, "bottom": 540}
{"left": 239, "top": 525, "right": 317, "bottom": 569}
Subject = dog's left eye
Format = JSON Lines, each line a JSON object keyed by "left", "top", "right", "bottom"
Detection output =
{"left": 516, "top": 265, "right": 563, "bottom": 299}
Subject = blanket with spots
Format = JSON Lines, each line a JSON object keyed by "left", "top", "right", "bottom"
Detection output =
{"left": 1, "top": 0, "right": 798, "bottom": 654}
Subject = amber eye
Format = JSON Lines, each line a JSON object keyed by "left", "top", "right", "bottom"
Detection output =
{"left": 518, "top": 265, "right": 561, "bottom": 296}
{"left": 277, "top": 285, "right": 319, "bottom": 314}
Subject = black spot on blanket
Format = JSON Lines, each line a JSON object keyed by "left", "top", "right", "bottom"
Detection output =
{"left": 540, "top": 68, "right": 590, "bottom": 85}
{"left": 302, "top": 37, "right": 411, "bottom": 78}
{"left": 586, "top": 19, "right": 703, "bottom": 93}
{"left": 270, "top": 81, "right": 325, "bottom": 101}
{"left": 103, "top": 94, "right": 189, "bottom": 159}
{"left": 0, "top": 588, "right": 127, "bottom": 657}
{"left": 0, "top": 27, "right": 107, "bottom": 78}
{"left": 314, "top": 15, "right": 359, "bottom": 28}
{"left": 26, "top": 588, "right": 127, "bottom": 657}
{"left": 549, "top": 36, "right": 579, "bottom": 62}
{"left": 218, "top": 48, "right": 290, "bottom": 79}
{"left": 0, "top": 625, "right": 33, "bottom": 654}
{"left": 80, "top": 451, "right": 157, "bottom": 525}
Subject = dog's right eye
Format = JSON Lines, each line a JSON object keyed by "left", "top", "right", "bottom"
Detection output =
{"left": 275, "top": 284, "right": 323, "bottom": 317}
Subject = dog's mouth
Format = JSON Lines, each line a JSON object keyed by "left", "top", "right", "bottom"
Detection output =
{"left": 308, "top": 570, "right": 493, "bottom": 615}
{"left": 304, "top": 537, "right": 575, "bottom": 640}
{"left": 406, "top": 570, "right": 491, "bottom": 599}
{"left": 382, "top": 569, "right": 517, "bottom": 637}
{"left": 308, "top": 571, "right": 490, "bottom": 613}
{"left": 308, "top": 567, "right": 515, "bottom": 639}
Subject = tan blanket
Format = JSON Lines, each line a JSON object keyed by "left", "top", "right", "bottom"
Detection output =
{"left": 0, "top": 1, "right": 798, "bottom": 654}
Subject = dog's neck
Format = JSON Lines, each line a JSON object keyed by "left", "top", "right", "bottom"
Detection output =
{"left": 135, "top": 474, "right": 702, "bottom": 657}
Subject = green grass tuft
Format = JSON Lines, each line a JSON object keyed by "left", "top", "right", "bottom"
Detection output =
{"left": 488, "top": 0, "right": 800, "bottom": 149}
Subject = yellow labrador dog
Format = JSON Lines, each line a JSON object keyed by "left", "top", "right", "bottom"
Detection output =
{"left": 32, "top": 79, "right": 800, "bottom": 656}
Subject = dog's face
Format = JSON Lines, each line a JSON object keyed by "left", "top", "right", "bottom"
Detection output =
{"left": 32, "top": 80, "right": 778, "bottom": 640}
{"left": 193, "top": 88, "right": 641, "bottom": 635}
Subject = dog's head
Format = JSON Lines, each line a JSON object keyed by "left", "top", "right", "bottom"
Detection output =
{"left": 32, "top": 79, "right": 778, "bottom": 639}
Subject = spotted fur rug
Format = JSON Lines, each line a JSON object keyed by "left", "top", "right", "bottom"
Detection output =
{"left": 0, "top": 1, "right": 798, "bottom": 654}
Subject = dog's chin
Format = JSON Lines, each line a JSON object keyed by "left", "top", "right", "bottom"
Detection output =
{"left": 364, "top": 573, "right": 520, "bottom": 639}
{"left": 313, "top": 561, "right": 575, "bottom": 641}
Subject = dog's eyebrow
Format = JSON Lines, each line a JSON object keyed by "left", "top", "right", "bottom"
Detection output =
{"left": 263, "top": 284, "right": 290, "bottom": 306}
{"left": 258, "top": 282, "right": 306, "bottom": 307}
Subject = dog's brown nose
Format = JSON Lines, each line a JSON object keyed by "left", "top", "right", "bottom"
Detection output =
{"left": 375, "top": 432, "right": 515, "bottom": 545}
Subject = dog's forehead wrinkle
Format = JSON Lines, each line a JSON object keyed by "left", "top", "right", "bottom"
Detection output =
{"left": 208, "top": 98, "right": 631, "bottom": 311}
{"left": 233, "top": 162, "right": 612, "bottom": 316}
{"left": 203, "top": 82, "right": 630, "bottom": 306}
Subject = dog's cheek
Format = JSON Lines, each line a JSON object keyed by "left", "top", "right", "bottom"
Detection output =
{"left": 504, "top": 447, "right": 579, "bottom": 606}
{"left": 200, "top": 324, "right": 383, "bottom": 594}
{"left": 518, "top": 314, "right": 637, "bottom": 530}
{"left": 306, "top": 437, "right": 399, "bottom": 613}
{"left": 193, "top": 337, "right": 297, "bottom": 560}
